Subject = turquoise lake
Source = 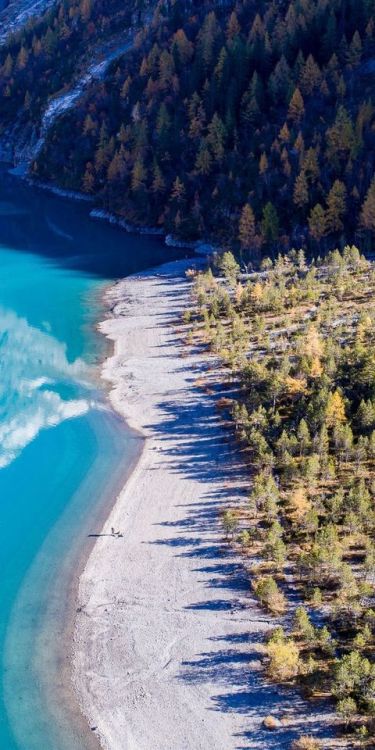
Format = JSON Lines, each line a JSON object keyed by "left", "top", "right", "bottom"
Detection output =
{"left": 0, "top": 171, "right": 184, "bottom": 749}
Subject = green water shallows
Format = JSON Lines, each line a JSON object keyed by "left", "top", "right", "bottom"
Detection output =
{"left": 0, "top": 171, "right": 185, "bottom": 750}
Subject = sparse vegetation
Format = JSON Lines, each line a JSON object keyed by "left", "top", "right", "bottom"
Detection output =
{"left": 185, "top": 245, "right": 375, "bottom": 746}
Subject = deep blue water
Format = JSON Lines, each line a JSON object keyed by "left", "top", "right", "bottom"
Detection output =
{"left": 0, "top": 172, "right": 185, "bottom": 749}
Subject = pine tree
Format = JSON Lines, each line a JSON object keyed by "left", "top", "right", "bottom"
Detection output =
{"left": 279, "top": 122, "right": 290, "bottom": 143}
{"left": 326, "top": 391, "right": 346, "bottom": 428}
{"left": 151, "top": 163, "right": 165, "bottom": 194}
{"left": 131, "top": 159, "right": 146, "bottom": 193}
{"left": 326, "top": 107, "right": 357, "bottom": 164}
{"left": 226, "top": 12, "right": 240, "bottom": 40}
{"left": 2, "top": 53, "right": 13, "bottom": 77}
{"left": 219, "top": 251, "right": 240, "bottom": 285}
{"left": 348, "top": 30, "right": 362, "bottom": 66}
{"left": 107, "top": 151, "right": 125, "bottom": 183}
{"left": 261, "top": 203, "right": 279, "bottom": 244}
{"left": 23, "top": 90, "right": 31, "bottom": 110}
{"left": 82, "top": 164, "right": 95, "bottom": 193}
{"left": 300, "top": 54, "right": 321, "bottom": 95}
{"left": 195, "top": 144, "right": 212, "bottom": 176}
{"left": 259, "top": 152, "right": 268, "bottom": 176}
{"left": 207, "top": 113, "right": 226, "bottom": 161}
{"left": 360, "top": 178, "right": 375, "bottom": 234}
{"left": 80, "top": 0, "right": 92, "bottom": 21}
{"left": 308, "top": 204, "right": 326, "bottom": 242}
{"left": 16, "top": 46, "right": 28, "bottom": 70}
{"left": 171, "top": 176, "right": 185, "bottom": 202}
{"left": 238, "top": 204, "right": 256, "bottom": 250}
{"left": 158, "top": 50, "right": 175, "bottom": 89}
{"left": 297, "top": 419, "right": 311, "bottom": 455}
{"left": 83, "top": 114, "right": 96, "bottom": 136}
{"left": 288, "top": 88, "right": 305, "bottom": 123}
{"left": 172, "top": 29, "right": 193, "bottom": 65}
{"left": 326, "top": 180, "right": 347, "bottom": 234}
{"left": 302, "top": 147, "right": 320, "bottom": 184}
{"left": 293, "top": 172, "right": 309, "bottom": 208}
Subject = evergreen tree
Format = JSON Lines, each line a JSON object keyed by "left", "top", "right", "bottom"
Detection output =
{"left": 239, "top": 204, "right": 256, "bottom": 250}
{"left": 288, "top": 88, "right": 305, "bottom": 123}
{"left": 360, "top": 178, "right": 375, "bottom": 235}
{"left": 308, "top": 204, "right": 326, "bottom": 242}
{"left": 326, "top": 181, "right": 347, "bottom": 234}
{"left": 261, "top": 203, "right": 279, "bottom": 244}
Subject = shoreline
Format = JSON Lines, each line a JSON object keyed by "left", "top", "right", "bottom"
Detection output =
{"left": 5, "top": 163, "right": 216, "bottom": 255}
{"left": 73, "top": 258, "right": 330, "bottom": 750}
{"left": 67, "top": 416, "right": 144, "bottom": 750}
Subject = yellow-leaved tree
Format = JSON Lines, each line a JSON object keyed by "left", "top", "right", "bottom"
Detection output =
{"left": 325, "top": 390, "right": 346, "bottom": 428}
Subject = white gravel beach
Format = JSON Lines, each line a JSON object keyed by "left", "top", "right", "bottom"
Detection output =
{"left": 73, "top": 259, "right": 331, "bottom": 750}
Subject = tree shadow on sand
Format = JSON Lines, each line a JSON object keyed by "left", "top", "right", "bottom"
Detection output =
{"left": 143, "top": 274, "right": 335, "bottom": 748}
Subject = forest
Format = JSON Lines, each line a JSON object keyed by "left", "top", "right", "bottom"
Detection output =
{"left": 0, "top": 0, "right": 373, "bottom": 254}
{"left": 0, "top": 0, "right": 152, "bottom": 132}
{"left": 186, "top": 246, "right": 375, "bottom": 746}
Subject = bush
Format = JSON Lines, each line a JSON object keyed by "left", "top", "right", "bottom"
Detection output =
{"left": 267, "top": 638, "right": 300, "bottom": 681}
{"left": 293, "top": 606, "right": 315, "bottom": 642}
{"left": 337, "top": 697, "right": 357, "bottom": 727}
{"left": 291, "top": 737, "right": 321, "bottom": 750}
{"left": 263, "top": 715, "right": 281, "bottom": 730}
{"left": 253, "top": 575, "right": 287, "bottom": 614}
{"left": 221, "top": 509, "right": 238, "bottom": 538}
{"left": 333, "top": 651, "right": 372, "bottom": 700}
{"left": 218, "top": 251, "right": 240, "bottom": 286}
{"left": 237, "top": 529, "right": 252, "bottom": 547}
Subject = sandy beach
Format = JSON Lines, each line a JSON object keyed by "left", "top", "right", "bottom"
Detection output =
{"left": 73, "top": 259, "right": 330, "bottom": 750}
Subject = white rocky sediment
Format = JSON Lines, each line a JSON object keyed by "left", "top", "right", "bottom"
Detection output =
{"left": 73, "top": 259, "right": 331, "bottom": 750}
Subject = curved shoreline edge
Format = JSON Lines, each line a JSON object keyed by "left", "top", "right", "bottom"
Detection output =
{"left": 73, "top": 258, "right": 329, "bottom": 750}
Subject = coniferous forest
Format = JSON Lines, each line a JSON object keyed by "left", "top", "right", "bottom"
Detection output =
{"left": 0, "top": 0, "right": 374, "bottom": 254}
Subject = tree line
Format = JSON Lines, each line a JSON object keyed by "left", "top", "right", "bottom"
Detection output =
{"left": 188, "top": 246, "right": 375, "bottom": 745}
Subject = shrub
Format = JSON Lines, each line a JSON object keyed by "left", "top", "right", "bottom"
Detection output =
{"left": 263, "top": 715, "right": 281, "bottom": 730}
{"left": 293, "top": 606, "right": 315, "bottom": 642}
{"left": 253, "top": 576, "right": 287, "bottom": 614}
{"left": 333, "top": 651, "right": 372, "bottom": 699}
{"left": 218, "top": 251, "right": 240, "bottom": 286}
{"left": 237, "top": 529, "right": 252, "bottom": 547}
{"left": 310, "top": 587, "right": 322, "bottom": 607}
{"left": 267, "top": 626, "right": 285, "bottom": 644}
{"left": 221, "top": 509, "right": 238, "bottom": 538}
{"left": 291, "top": 737, "right": 321, "bottom": 750}
{"left": 337, "top": 697, "right": 357, "bottom": 727}
{"left": 267, "top": 638, "right": 300, "bottom": 681}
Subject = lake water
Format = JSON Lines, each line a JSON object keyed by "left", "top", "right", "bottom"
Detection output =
{"left": 0, "top": 171, "right": 185, "bottom": 749}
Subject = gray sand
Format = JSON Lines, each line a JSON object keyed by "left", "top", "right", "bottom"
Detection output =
{"left": 73, "top": 260, "right": 332, "bottom": 750}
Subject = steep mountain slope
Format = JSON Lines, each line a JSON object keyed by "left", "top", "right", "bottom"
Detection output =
{"left": 1, "top": 0, "right": 375, "bottom": 255}
{"left": 0, "top": 0, "right": 56, "bottom": 44}
{"left": 0, "top": 0, "right": 153, "bottom": 161}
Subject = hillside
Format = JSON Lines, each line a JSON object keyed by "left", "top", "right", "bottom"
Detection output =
{"left": 0, "top": 0, "right": 373, "bottom": 254}
{"left": 0, "top": 0, "right": 153, "bottom": 160}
